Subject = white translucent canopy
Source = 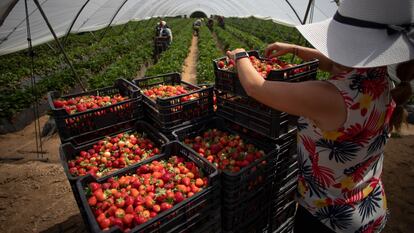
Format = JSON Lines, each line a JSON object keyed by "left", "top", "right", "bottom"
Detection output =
{"left": 0, "top": 0, "right": 338, "bottom": 55}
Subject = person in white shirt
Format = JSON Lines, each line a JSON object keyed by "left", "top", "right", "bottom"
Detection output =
{"left": 159, "top": 21, "right": 172, "bottom": 45}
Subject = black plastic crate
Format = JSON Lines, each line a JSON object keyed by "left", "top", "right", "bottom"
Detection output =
{"left": 67, "top": 119, "right": 138, "bottom": 147}
{"left": 59, "top": 120, "right": 169, "bottom": 209}
{"left": 76, "top": 141, "right": 220, "bottom": 233}
{"left": 154, "top": 37, "right": 169, "bottom": 59}
{"left": 213, "top": 50, "right": 319, "bottom": 97}
{"left": 273, "top": 180, "right": 297, "bottom": 210}
{"left": 133, "top": 73, "right": 214, "bottom": 130}
{"left": 172, "top": 117, "right": 279, "bottom": 231}
{"left": 272, "top": 217, "right": 295, "bottom": 233}
{"left": 274, "top": 164, "right": 298, "bottom": 197}
{"left": 48, "top": 79, "right": 142, "bottom": 143}
{"left": 222, "top": 180, "right": 272, "bottom": 231}
{"left": 270, "top": 200, "right": 297, "bottom": 232}
{"left": 216, "top": 91, "right": 298, "bottom": 140}
{"left": 172, "top": 117, "right": 279, "bottom": 201}
{"left": 143, "top": 114, "right": 212, "bottom": 141}
{"left": 223, "top": 209, "right": 270, "bottom": 233}
{"left": 274, "top": 130, "right": 298, "bottom": 165}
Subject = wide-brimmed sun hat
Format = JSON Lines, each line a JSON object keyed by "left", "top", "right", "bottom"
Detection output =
{"left": 296, "top": 0, "right": 414, "bottom": 68}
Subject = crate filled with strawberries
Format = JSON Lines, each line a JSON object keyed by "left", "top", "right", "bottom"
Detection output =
{"left": 48, "top": 79, "right": 142, "bottom": 143}
{"left": 76, "top": 141, "right": 220, "bottom": 233}
{"left": 59, "top": 121, "right": 169, "bottom": 207}
{"left": 172, "top": 117, "right": 280, "bottom": 232}
{"left": 213, "top": 50, "right": 318, "bottom": 97}
{"left": 133, "top": 73, "right": 214, "bottom": 135}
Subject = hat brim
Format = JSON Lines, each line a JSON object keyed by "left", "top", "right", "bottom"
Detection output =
{"left": 296, "top": 18, "right": 414, "bottom": 68}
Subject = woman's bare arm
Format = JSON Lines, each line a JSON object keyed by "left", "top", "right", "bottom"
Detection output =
{"left": 227, "top": 48, "right": 347, "bottom": 131}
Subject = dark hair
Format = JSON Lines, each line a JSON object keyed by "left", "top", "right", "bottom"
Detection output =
{"left": 390, "top": 59, "right": 414, "bottom": 131}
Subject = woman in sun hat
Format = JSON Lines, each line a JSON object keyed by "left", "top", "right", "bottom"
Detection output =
{"left": 227, "top": 0, "right": 413, "bottom": 232}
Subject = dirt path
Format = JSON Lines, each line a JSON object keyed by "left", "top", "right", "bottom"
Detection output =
{"left": 181, "top": 35, "right": 199, "bottom": 85}
{"left": 0, "top": 118, "right": 413, "bottom": 233}
{"left": 0, "top": 115, "right": 60, "bottom": 162}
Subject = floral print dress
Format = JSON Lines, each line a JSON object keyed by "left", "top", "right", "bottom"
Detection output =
{"left": 296, "top": 67, "right": 395, "bottom": 233}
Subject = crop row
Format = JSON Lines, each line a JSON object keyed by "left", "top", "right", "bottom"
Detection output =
{"left": 214, "top": 26, "right": 246, "bottom": 51}
{"left": 0, "top": 19, "right": 189, "bottom": 119}
{"left": 226, "top": 17, "right": 304, "bottom": 45}
{"left": 196, "top": 26, "right": 223, "bottom": 84}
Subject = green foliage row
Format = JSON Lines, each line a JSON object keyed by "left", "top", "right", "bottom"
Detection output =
{"left": 226, "top": 17, "right": 304, "bottom": 45}
{"left": 214, "top": 26, "right": 246, "bottom": 51}
{"left": 196, "top": 27, "right": 223, "bottom": 84}
{"left": 89, "top": 19, "right": 193, "bottom": 88}
{"left": 225, "top": 25, "right": 265, "bottom": 52}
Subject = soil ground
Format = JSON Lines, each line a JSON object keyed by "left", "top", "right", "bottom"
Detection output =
{"left": 181, "top": 35, "right": 199, "bottom": 85}
{"left": 0, "top": 116, "right": 412, "bottom": 233}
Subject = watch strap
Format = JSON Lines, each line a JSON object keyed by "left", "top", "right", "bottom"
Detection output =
{"left": 235, "top": 51, "right": 249, "bottom": 61}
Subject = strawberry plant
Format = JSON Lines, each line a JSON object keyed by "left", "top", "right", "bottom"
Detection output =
{"left": 225, "top": 25, "right": 266, "bottom": 52}
{"left": 196, "top": 26, "right": 223, "bottom": 84}
{"left": 214, "top": 26, "right": 246, "bottom": 51}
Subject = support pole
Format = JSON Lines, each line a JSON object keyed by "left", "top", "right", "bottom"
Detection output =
{"left": 33, "top": 0, "right": 86, "bottom": 91}
{"left": 99, "top": 0, "right": 129, "bottom": 41}
{"left": 62, "top": 0, "right": 91, "bottom": 46}
{"left": 285, "top": 0, "right": 314, "bottom": 25}
{"left": 302, "top": 0, "right": 315, "bottom": 25}
{"left": 24, "top": 0, "right": 43, "bottom": 159}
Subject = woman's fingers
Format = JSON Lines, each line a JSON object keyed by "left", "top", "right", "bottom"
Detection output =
{"left": 265, "top": 42, "right": 296, "bottom": 58}
{"left": 268, "top": 50, "right": 289, "bottom": 58}
{"left": 264, "top": 43, "right": 279, "bottom": 57}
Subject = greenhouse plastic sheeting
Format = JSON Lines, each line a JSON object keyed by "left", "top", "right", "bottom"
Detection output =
{"left": 0, "top": 0, "right": 337, "bottom": 55}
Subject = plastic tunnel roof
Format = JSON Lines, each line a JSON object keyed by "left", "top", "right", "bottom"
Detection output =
{"left": 0, "top": 0, "right": 338, "bottom": 55}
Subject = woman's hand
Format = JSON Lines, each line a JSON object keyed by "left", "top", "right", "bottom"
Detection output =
{"left": 264, "top": 42, "right": 296, "bottom": 58}
{"left": 226, "top": 48, "right": 246, "bottom": 62}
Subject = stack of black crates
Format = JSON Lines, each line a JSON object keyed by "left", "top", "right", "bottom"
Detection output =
{"left": 48, "top": 78, "right": 220, "bottom": 233}
{"left": 213, "top": 51, "right": 319, "bottom": 233}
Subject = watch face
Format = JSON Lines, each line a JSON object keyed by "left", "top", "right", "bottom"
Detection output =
{"left": 236, "top": 52, "right": 248, "bottom": 60}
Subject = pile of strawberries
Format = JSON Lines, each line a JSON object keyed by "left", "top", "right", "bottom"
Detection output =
{"left": 86, "top": 156, "right": 207, "bottom": 231}
{"left": 217, "top": 56, "right": 300, "bottom": 78}
{"left": 68, "top": 132, "right": 160, "bottom": 178}
{"left": 184, "top": 129, "right": 265, "bottom": 172}
{"left": 53, "top": 94, "right": 128, "bottom": 114}
{"left": 142, "top": 85, "right": 199, "bottom": 102}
